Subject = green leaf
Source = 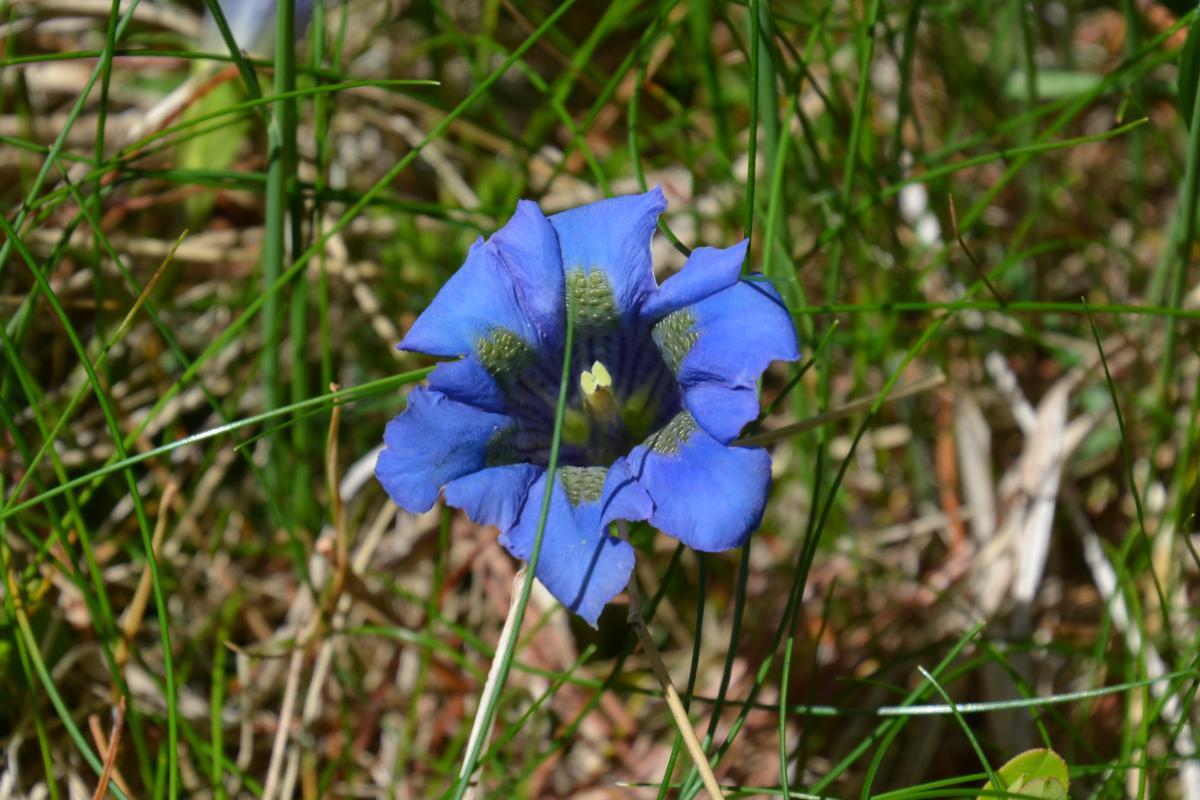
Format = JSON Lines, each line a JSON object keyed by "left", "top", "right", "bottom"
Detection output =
{"left": 1179, "top": 13, "right": 1200, "bottom": 128}
{"left": 979, "top": 749, "right": 1070, "bottom": 800}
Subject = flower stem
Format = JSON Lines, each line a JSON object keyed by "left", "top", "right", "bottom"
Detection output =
{"left": 457, "top": 567, "right": 528, "bottom": 800}
{"left": 627, "top": 574, "right": 726, "bottom": 800}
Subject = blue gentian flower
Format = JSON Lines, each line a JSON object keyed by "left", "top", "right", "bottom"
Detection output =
{"left": 201, "top": 0, "right": 315, "bottom": 56}
{"left": 376, "top": 188, "right": 799, "bottom": 625}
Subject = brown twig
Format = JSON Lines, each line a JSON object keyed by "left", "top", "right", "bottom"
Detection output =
{"left": 948, "top": 193, "right": 1007, "bottom": 307}
{"left": 115, "top": 481, "right": 178, "bottom": 675}
{"left": 626, "top": 575, "right": 726, "bottom": 800}
{"left": 736, "top": 372, "right": 946, "bottom": 448}
{"left": 935, "top": 387, "right": 967, "bottom": 551}
{"left": 324, "top": 383, "right": 348, "bottom": 610}
{"left": 89, "top": 697, "right": 128, "bottom": 800}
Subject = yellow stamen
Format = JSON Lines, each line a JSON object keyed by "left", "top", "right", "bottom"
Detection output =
{"left": 580, "top": 360, "right": 618, "bottom": 423}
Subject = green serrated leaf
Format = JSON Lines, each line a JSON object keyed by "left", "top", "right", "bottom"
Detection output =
{"left": 1179, "top": 13, "right": 1200, "bottom": 128}
{"left": 979, "top": 748, "right": 1070, "bottom": 800}
{"left": 1008, "top": 777, "right": 1069, "bottom": 800}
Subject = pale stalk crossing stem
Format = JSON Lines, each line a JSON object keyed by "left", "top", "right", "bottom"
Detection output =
{"left": 458, "top": 568, "right": 529, "bottom": 799}
{"left": 627, "top": 576, "right": 726, "bottom": 800}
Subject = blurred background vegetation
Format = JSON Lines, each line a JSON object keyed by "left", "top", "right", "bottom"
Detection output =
{"left": 0, "top": 0, "right": 1198, "bottom": 798}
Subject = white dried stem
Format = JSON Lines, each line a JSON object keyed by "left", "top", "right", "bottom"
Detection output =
{"left": 458, "top": 568, "right": 530, "bottom": 800}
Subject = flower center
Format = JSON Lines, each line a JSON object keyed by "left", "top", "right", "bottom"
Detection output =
{"left": 579, "top": 360, "right": 618, "bottom": 424}
{"left": 558, "top": 334, "right": 681, "bottom": 466}
{"left": 476, "top": 270, "right": 692, "bottom": 471}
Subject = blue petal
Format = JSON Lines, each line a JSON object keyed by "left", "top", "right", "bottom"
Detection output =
{"left": 624, "top": 414, "right": 772, "bottom": 552}
{"left": 444, "top": 464, "right": 543, "bottom": 531}
{"left": 665, "top": 278, "right": 799, "bottom": 441}
{"left": 549, "top": 188, "right": 667, "bottom": 320}
{"left": 641, "top": 240, "right": 748, "bottom": 320}
{"left": 681, "top": 382, "right": 760, "bottom": 443}
{"left": 203, "top": 0, "right": 315, "bottom": 55}
{"left": 400, "top": 237, "right": 538, "bottom": 358}
{"left": 491, "top": 200, "right": 566, "bottom": 344}
{"left": 597, "top": 458, "right": 654, "bottom": 527}
{"left": 676, "top": 278, "right": 799, "bottom": 386}
{"left": 427, "top": 358, "right": 508, "bottom": 414}
{"left": 375, "top": 389, "right": 513, "bottom": 513}
{"left": 498, "top": 466, "right": 647, "bottom": 626}
{"left": 400, "top": 201, "right": 565, "bottom": 358}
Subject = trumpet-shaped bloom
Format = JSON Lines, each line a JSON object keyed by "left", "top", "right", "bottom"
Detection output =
{"left": 376, "top": 188, "right": 799, "bottom": 625}
{"left": 201, "top": 0, "right": 315, "bottom": 57}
